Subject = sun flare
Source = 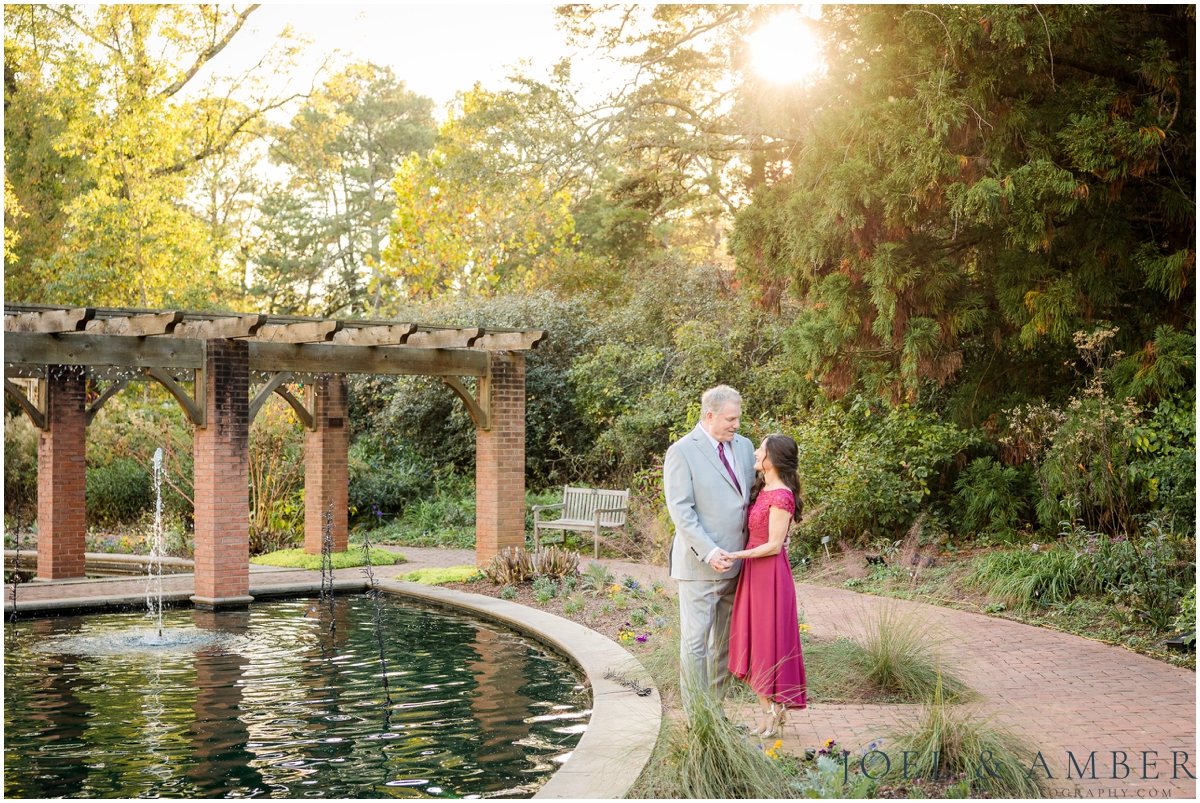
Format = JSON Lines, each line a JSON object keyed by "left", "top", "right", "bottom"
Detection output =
{"left": 748, "top": 11, "right": 822, "bottom": 84}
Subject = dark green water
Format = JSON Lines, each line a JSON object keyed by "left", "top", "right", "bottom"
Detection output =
{"left": 3, "top": 596, "right": 590, "bottom": 798}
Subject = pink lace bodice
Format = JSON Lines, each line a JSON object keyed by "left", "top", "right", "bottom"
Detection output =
{"left": 746, "top": 487, "right": 795, "bottom": 548}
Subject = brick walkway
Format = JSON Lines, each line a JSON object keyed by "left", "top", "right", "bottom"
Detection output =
{"left": 6, "top": 552, "right": 1195, "bottom": 797}
{"left": 599, "top": 560, "right": 1196, "bottom": 798}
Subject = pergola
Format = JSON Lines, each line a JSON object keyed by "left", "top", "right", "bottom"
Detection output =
{"left": 4, "top": 303, "right": 544, "bottom": 609}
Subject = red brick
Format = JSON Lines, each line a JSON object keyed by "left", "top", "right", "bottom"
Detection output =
{"left": 304, "top": 374, "right": 349, "bottom": 554}
{"left": 475, "top": 352, "right": 526, "bottom": 566}
{"left": 193, "top": 340, "right": 250, "bottom": 600}
{"left": 36, "top": 367, "right": 87, "bottom": 580}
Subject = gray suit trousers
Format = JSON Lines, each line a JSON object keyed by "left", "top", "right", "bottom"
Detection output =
{"left": 677, "top": 575, "right": 739, "bottom": 715}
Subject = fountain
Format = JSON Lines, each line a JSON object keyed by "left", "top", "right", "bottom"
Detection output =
{"left": 359, "top": 526, "right": 394, "bottom": 723}
{"left": 146, "top": 447, "right": 166, "bottom": 639}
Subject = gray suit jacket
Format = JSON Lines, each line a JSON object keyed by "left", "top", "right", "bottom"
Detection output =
{"left": 664, "top": 425, "right": 756, "bottom": 581}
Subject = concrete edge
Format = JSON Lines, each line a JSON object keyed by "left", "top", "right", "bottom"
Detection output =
{"left": 2, "top": 579, "right": 369, "bottom": 617}
{"left": 374, "top": 579, "right": 662, "bottom": 801}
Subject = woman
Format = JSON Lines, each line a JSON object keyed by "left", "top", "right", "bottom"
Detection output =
{"left": 727, "top": 433, "right": 806, "bottom": 737}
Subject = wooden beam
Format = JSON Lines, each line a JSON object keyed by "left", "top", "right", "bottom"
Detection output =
{"left": 5, "top": 332, "right": 205, "bottom": 370}
{"left": 145, "top": 367, "right": 205, "bottom": 428}
{"left": 85, "top": 378, "right": 130, "bottom": 426}
{"left": 332, "top": 324, "right": 416, "bottom": 346}
{"left": 251, "top": 321, "right": 342, "bottom": 343}
{"left": 474, "top": 331, "right": 547, "bottom": 351}
{"left": 6, "top": 332, "right": 490, "bottom": 376}
{"left": 405, "top": 327, "right": 484, "bottom": 349}
{"left": 248, "top": 371, "right": 292, "bottom": 423}
{"left": 275, "top": 385, "right": 315, "bottom": 430}
{"left": 173, "top": 315, "right": 266, "bottom": 340}
{"left": 248, "top": 341, "right": 488, "bottom": 376}
{"left": 442, "top": 375, "right": 490, "bottom": 430}
{"left": 84, "top": 311, "right": 184, "bottom": 336}
{"left": 4, "top": 308, "right": 95, "bottom": 333}
{"left": 3, "top": 378, "right": 45, "bottom": 430}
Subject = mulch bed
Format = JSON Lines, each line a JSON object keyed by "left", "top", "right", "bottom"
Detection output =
{"left": 440, "top": 576, "right": 676, "bottom": 647}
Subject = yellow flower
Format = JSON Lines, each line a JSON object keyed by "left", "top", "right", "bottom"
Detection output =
{"left": 610, "top": 584, "right": 622, "bottom": 592}
{"left": 798, "top": 623, "right": 811, "bottom": 632}
{"left": 774, "top": 740, "right": 783, "bottom": 750}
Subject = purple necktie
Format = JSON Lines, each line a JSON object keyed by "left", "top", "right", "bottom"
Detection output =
{"left": 717, "top": 442, "right": 742, "bottom": 494}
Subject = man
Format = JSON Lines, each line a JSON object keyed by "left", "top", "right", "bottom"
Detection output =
{"left": 664, "top": 384, "right": 756, "bottom": 717}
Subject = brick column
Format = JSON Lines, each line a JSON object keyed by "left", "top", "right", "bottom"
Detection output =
{"left": 191, "top": 340, "right": 253, "bottom": 610}
{"left": 304, "top": 374, "right": 349, "bottom": 555}
{"left": 36, "top": 366, "right": 87, "bottom": 581}
{"left": 475, "top": 352, "right": 526, "bottom": 566}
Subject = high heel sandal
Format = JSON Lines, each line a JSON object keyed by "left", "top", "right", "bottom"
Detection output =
{"left": 749, "top": 706, "right": 773, "bottom": 736}
{"left": 760, "top": 703, "right": 788, "bottom": 738}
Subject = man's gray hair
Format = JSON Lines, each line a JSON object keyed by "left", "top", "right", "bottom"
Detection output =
{"left": 701, "top": 385, "right": 742, "bottom": 417}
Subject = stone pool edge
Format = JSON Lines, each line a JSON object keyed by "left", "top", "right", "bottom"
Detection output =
{"left": 374, "top": 579, "right": 661, "bottom": 801}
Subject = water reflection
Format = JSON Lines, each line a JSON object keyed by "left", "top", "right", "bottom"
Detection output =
{"left": 4, "top": 597, "right": 589, "bottom": 799}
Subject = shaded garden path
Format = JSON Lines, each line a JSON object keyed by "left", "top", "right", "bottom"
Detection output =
{"left": 7, "top": 552, "right": 1195, "bottom": 797}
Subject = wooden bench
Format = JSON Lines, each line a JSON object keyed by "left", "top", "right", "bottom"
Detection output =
{"left": 531, "top": 486, "right": 630, "bottom": 558}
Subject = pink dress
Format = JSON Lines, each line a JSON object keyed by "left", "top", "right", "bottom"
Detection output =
{"left": 728, "top": 487, "right": 807, "bottom": 708}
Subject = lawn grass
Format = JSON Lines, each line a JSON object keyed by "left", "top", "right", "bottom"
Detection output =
{"left": 401, "top": 565, "right": 481, "bottom": 585}
{"left": 250, "top": 546, "right": 404, "bottom": 569}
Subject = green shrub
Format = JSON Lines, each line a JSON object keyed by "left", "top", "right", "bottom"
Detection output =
{"left": 1129, "top": 390, "right": 1196, "bottom": 536}
{"left": 953, "top": 457, "right": 1033, "bottom": 540}
{"left": 3, "top": 412, "right": 38, "bottom": 519}
{"left": 749, "top": 397, "right": 981, "bottom": 546}
{"left": 249, "top": 547, "right": 403, "bottom": 569}
{"left": 86, "top": 458, "right": 152, "bottom": 527}
{"left": 249, "top": 397, "right": 305, "bottom": 552}
{"left": 1172, "top": 585, "right": 1196, "bottom": 644}
{"left": 563, "top": 593, "right": 585, "bottom": 614}
{"left": 1068, "top": 521, "right": 1194, "bottom": 630}
{"left": 500, "top": 584, "right": 517, "bottom": 600}
{"left": 347, "top": 440, "right": 438, "bottom": 524}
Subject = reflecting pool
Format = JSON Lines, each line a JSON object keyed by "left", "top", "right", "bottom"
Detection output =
{"left": 4, "top": 596, "right": 590, "bottom": 798}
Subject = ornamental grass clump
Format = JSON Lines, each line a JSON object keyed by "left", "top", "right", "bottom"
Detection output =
{"left": 630, "top": 685, "right": 793, "bottom": 799}
{"left": 804, "top": 604, "right": 968, "bottom": 703}
{"left": 888, "top": 675, "right": 1047, "bottom": 798}
{"left": 965, "top": 548, "right": 1084, "bottom": 611}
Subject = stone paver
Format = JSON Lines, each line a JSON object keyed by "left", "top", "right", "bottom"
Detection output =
{"left": 6, "top": 550, "right": 1195, "bottom": 798}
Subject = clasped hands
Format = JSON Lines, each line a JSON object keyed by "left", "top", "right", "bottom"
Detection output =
{"left": 708, "top": 549, "right": 736, "bottom": 572}
{"left": 708, "top": 536, "right": 791, "bottom": 572}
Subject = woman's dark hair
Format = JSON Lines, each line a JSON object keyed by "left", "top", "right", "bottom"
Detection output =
{"left": 749, "top": 433, "right": 804, "bottom": 521}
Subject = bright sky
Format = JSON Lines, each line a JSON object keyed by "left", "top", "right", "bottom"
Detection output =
{"left": 228, "top": 5, "right": 576, "bottom": 116}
